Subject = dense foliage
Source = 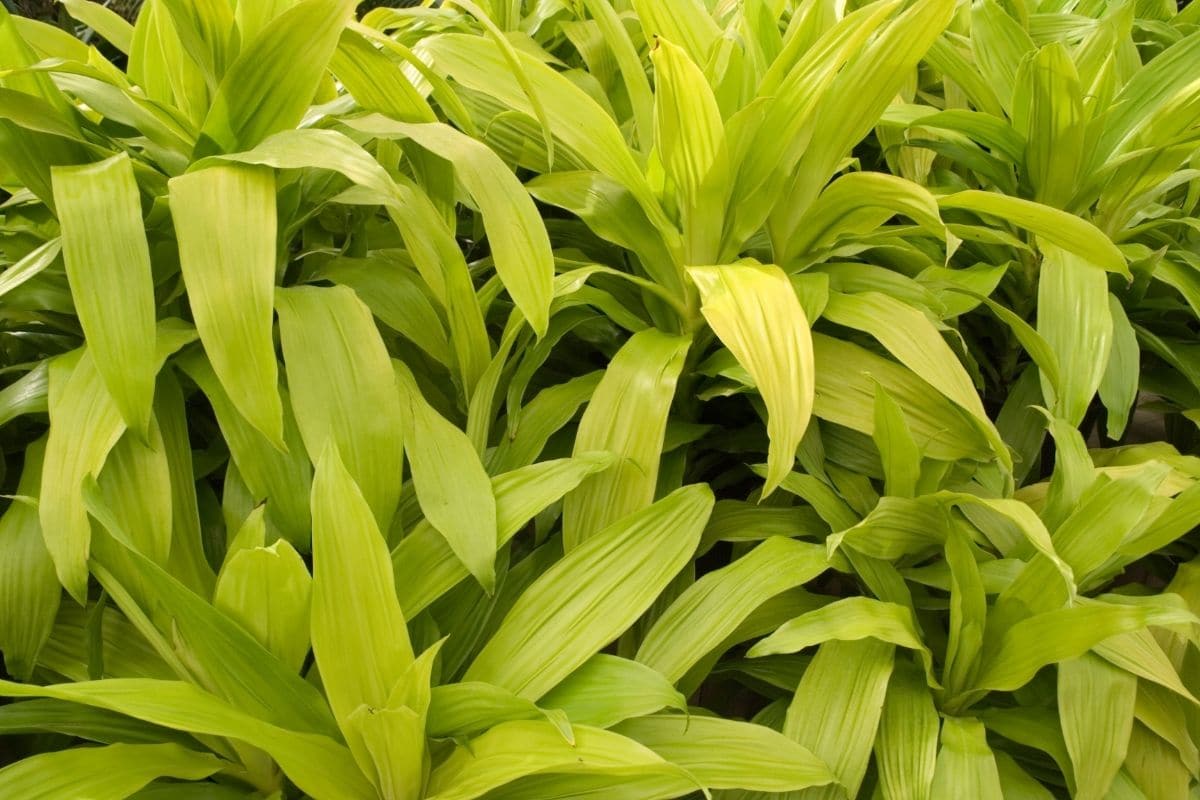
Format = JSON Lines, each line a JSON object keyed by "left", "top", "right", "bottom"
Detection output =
{"left": 1, "top": 0, "right": 1200, "bottom": 797}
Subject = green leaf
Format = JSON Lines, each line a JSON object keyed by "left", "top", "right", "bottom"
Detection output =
{"left": 87, "top": 522, "right": 338, "bottom": 737}
{"left": 690, "top": 264, "right": 814, "bottom": 495}
{"left": 873, "top": 382, "right": 922, "bottom": 498}
{"left": 41, "top": 349, "right": 126, "bottom": 603}
{"left": 1058, "top": 654, "right": 1136, "bottom": 800}
{"left": 812, "top": 334, "right": 994, "bottom": 463}
{"left": 319, "top": 254, "right": 451, "bottom": 369}
{"left": 51, "top": 153, "right": 157, "bottom": 437}
{"left": 783, "top": 638, "right": 895, "bottom": 800}
{"left": 426, "top": 720, "right": 694, "bottom": 800}
{"left": 197, "top": 0, "right": 355, "bottom": 154}
{"left": 0, "top": 742, "right": 221, "bottom": 800}
{"left": 974, "top": 599, "right": 1196, "bottom": 693}
{"left": 59, "top": 0, "right": 134, "bottom": 54}
{"left": 931, "top": 717, "right": 1004, "bottom": 800}
{"left": 749, "top": 596, "right": 938, "bottom": 689}
{"left": 420, "top": 33, "right": 676, "bottom": 243}
{"left": 971, "top": 0, "right": 1034, "bottom": 114}
{"left": 428, "top": 681, "right": 558, "bottom": 740}
{"left": 169, "top": 163, "right": 284, "bottom": 447}
{"left": 1099, "top": 295, "right": 1139, "bottom": 440}
{"left": 563, "top": 330, "right": 690, "bottom": 550}
{"left": 276, "top": 285, "right": 404, "bottom": 533}
{"left": 633, "top": 0, "right": 720, "bottom": 67}
{"left": 391, "top": 453, "right": 613, "bottom": 617}
{"left": 394, "top": 360, "right": 497, "bottom": 593}
{"left": 0, "top": 438, "right": 59, "bottom": 679}
{"left": 213, "top": 538, "right": 311, "bottom": 673}
{"left": 823, "top": 290, "right": 1008, "bottom": 471}
{"left": 341, "top": 117, "right": 554, "bottom": 337}
{"left": 466, "top": 484, "right": 713, "bottom": 700}
{"left": 1014, "top": 42, "right": 1084, "bottom": 209}
{"left": 614, "top": 714, "right": 837, "bottom": 792}
{"left": 637, "top": 536, "right": 830, "bottom": 682}
{"left": 310, "top": 443, "right": 413, "bottom": 728}
{"left": 876, "top": 662, "right": 939, "bottom": 800}
{"left": 938, "top": 191, "right": 1129, "bottom": 277}
{"left": 0, "top": 678, "right": 374, "bottom": 799}
{"left": 539, "top": 655, "right": 686, "bottom": 728}
{"left": 175, "top": 348, "right": 312, "bottom": 547}
{"left": 652, "top": 38, "right": 728, "bottom": 263}
{"left": 95, "top": 418, "right": 173, "bottom": 567}
{"left": 1037, "top": 242, "right": 1113, "bottom": 427}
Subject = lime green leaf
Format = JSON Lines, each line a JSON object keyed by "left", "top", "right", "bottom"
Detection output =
{"left": 690, "top": 264, "right": 814, "bottom": 495}
{"left": 812, "top": 334, "right": 994, "bottom": 462}
{"left": 169, "top": 163, "right": 283, "bottom": 447}
{"left": 749, "top": 596, "right": 938, "bottom": 689}
{"left": 974, "top": 600, "right": 1196, "bottom": 693}
{"left": 197, "top": 0, "right": 355, "bottom": 154}
{"left": 1058, "top": 654, "right": 1135, "bottom": 800}
{"left": 394, "top": 360, "right": 497, "bottom": 593}
{"left": 87, "top": 524, "right": 337, "bottom": 737}
{"left": 175, "top": 348, "right": 312, "bottom": 547}
{"left": 614, "top": 714, "right": 837, "bottom": 792}
{"left": 540, "top": 655, "right": 686, "bottom": 728}
{"left": 0, "top": 742, "right": 220, "bottom": 800}
{"left": 276, "top": 285, "right": 404, "bottom": 532}
{"left": 1099, "top": 296, "right": 1139, "bottom": 440}
{"left": 823, "top": 291, "right": 1007, "bottom": 470}
{"left": 319, "top": 254, "right": 450, "bottom": 369}
{"left": 420, "top": 34, "right": 674, "bottom": 241}
{"left": 467, "top": 484, "right": 713, "bottom": 700}
{"left": 1014, "top": 43, "right": 1084, "bottom": 209}
{"left": 563, "top": 330, "right": 690, "bottom": 550}
{"left": 52, "top": 153, "right": 157, "bottom": 436}
{"left": 637, "top": 536, "right": 830, "bottom": 682}
{"left": 425, "top": 720, "right": 693, "bottom": 800}
{"left": 391, "top": 454, "right": 614, "bottom": 617}
{"left": 0, "top": 438, "right": 59, "bottom": 680}
{"left": 41, "top": 349, "right": 125, "bottom": 603}
{"left": 938, "top": 191, "right": 1129, "bottom": 277}
{"left": 154, "top": 370, "right": 215, "bottom": 597}
{"left": 1037, "top": 242, "right": 1114, "bottom": 427}
{"left": 877, "top": 662, "right": 939, "bottom": 800}
{"left": 341, "top": 117, "right": 554, "bottom": 337}
{"left": 784, "top": 639, "right": 895, "bottom": 800}
{"left": 345, "top": 641, "right": 441, "bottom": 799}
{"left": 213, "top": 538, "right": 311, "bottom": 673}
{"left": 652, "top": 38, "right": 728, "bottom": 263}
{"left": 59, "top": 0, "right": 134, "bottom": 54}
{"left": 931, "top": 717, "right": 1004, "bottom": 800}
{"left": 633, "top": 0, "right": 719, "bottom": 66}
{"left": 95, "top": 418, "right": 173, "bottom": 567}
{"left": 428, "top": 681, "right": 559, "bottom": 740}
{"left": 310, "top": 444, "right": 413, "bottom": 728}
{"left": 971, "top": 0, "right": 1034, "bottom": 114}
{"left": 873, "top": 382, "right": 922, "bottom": 498}
{"left": 0, "top": 678, "right": 374, "bottom": 799}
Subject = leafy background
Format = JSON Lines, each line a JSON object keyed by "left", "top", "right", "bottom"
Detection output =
{"left": 1, "top": 0, "right": 1200, "bottom": 798}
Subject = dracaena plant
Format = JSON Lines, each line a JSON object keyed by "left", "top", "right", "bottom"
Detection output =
{"left": 0, "top": 0, "right": 1197, "bottom": 798}
{"left": 872, "top": 1, "right": 1200, "bottom": 469}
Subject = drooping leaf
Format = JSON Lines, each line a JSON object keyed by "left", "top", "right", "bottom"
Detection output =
{"left": 690, "top": 264, "right": 814, "bottom": 495}
{"left": 169, "top": 163, "right": 283, "bottom": 447}
{"left": 52, "top": 154, "right": 157, "bottom": 437}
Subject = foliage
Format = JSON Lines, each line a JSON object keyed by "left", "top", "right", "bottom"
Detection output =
{"left": 0, "top": 0, "right": 1199, "bottom": 797}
